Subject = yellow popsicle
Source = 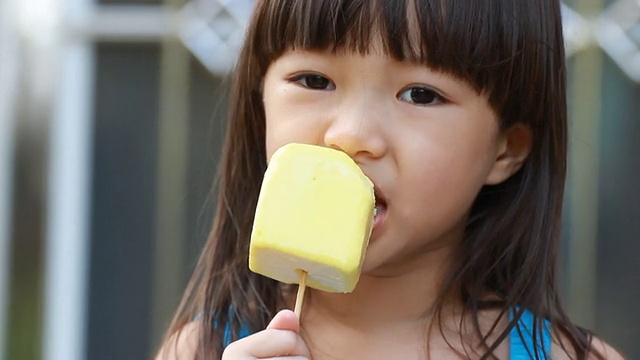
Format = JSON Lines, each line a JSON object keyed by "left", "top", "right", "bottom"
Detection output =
{"left": 249, "top": 143, "right": 375, "bottom": 293}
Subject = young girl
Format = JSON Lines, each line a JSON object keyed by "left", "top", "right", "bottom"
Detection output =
{"left": 157, "top": 0, "right": 624, "bottom": 359}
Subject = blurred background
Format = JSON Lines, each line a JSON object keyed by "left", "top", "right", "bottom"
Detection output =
{"left": 0, "top": 0, "right": 638, "bottom": 359}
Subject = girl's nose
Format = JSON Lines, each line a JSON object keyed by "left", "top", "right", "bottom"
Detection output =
{"left": 322, "top": 100, "right": 387, "bottom": 160}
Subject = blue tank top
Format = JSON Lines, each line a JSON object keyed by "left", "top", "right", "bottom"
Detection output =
{"left": 223, "top": 309, "right": 551, "bottom": 359}
{"left": 509, "top": 309, "right": 552, "bottom": 359}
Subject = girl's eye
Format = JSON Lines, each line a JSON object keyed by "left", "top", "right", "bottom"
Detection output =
{"left": 397, "top": 86, "right": 445, "bottom": 106}
{"left": 290, "top": 74, "right": 336, "bottom": 90}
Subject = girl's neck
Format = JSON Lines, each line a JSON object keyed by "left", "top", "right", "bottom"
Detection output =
{"left": 298, "top": 243, "right": 461, "bottom": 330}
{"left": 286, "top": 243, "right": 512, "bottom": 359}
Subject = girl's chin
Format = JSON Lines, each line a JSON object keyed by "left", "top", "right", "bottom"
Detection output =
{"left": 359, "top": 244, "right": 389, "bottom": 275}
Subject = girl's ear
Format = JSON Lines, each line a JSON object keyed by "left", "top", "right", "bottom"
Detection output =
{"left": 485, "top": 123, "right": 532, "bottom": 185}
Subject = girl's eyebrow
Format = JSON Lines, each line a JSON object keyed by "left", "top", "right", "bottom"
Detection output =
{"left": 393, "top": 62, "right": 479, "bottom": 97}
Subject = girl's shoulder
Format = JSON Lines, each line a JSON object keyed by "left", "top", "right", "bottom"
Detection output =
{"left": 154, "top": 321, "right": 201, "bottom": 360}
{"left": 550, "top": 331, "right": 626, "bottom": 360}
{"left": 156, "top": 314, "right": 627, "bottom": 360}
{"left": 155, "top": 318, "right": 252, "bottom": 359}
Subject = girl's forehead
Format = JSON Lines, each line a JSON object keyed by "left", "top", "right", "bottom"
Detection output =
{"left": 258, "top": 0, "right": 428, "bottom": 62}
{"left": 253, "top": 0, "right": 556, "bottom": 119}
{"left": 280, "top": 25, "right": 424, "bottom": 67}
{"left": 290, "top": 33, "right": 391, "bottom": 57}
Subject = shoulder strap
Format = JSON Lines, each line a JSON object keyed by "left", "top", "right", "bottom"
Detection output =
{"left": 509, "top": 308, "right": 551, "bottom": 359}
{"left": 222, "top": 320, "right": 252, "bottom": 347}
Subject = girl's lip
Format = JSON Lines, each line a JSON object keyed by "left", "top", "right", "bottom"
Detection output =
{"left": 373, "top": 184, "right": 387, "bottom": 205}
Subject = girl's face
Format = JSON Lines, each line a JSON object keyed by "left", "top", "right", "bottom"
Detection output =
{"left": 262, "top": 47, "right": 512, "bottom": 275}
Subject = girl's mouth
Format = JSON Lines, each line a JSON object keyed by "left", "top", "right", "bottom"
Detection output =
{"left": 373, "top": 186, "right": 387, "bottom": 232}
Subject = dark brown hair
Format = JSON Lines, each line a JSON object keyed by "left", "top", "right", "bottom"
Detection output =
{"left": 161, "top": 1, "right": 598, "bottom": 359}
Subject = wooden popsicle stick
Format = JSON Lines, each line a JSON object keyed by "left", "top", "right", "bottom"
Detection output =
{"left": 293, "top": 270, "right": 307, "bottom": 318}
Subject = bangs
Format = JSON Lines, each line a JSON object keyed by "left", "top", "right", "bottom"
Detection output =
{"left": 250, "top": 0, "right": 550, "bottom": 116}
